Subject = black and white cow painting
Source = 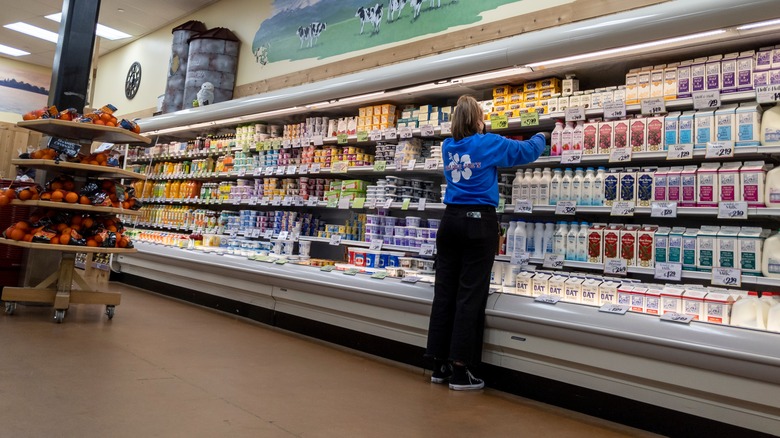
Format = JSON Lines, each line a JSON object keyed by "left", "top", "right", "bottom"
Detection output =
{"left": 254, "top": 43, "right": 270, "bottom": 65}
{"left": 409, "top": 0, "right": 424, "bottom": 19}
{"left": 296, "top": 22, "right": 327, "bottom": 49}
{"left": 356, "top": 4, "right": 384, "bottom": 35}
{"left": 296, "top": 25, "right": 311, "bottom": 48}
{"left": 388, "top": 0, "right": 406, "bottom": 22}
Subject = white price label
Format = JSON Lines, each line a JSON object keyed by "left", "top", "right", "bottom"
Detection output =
{"left": 276, "top": 167, "right": 286, "bottom": 176}
{"left": 565, "top": 106, "right": 586, "bottom": 122}
{"left": 260, "top": 197, "right": 270, "bottom": 206}
{"left": 310, "top": 164, "right": 321, "bottom": 174}
{"left": 407, "top": 159, "right": 417, "bottom": 171}
{"left": 417, "top": 198, "right": 426, "bottom": 211}
{"left": 238, "top": 168, "right": 246, "bottom": 177}
{"left": 401, "top": 276, "right": 421, "bottom": 284}
{"left": 264, "top": 166, "right": 275, "bottom": 176}
{"left": 651, "top": 201, "right": 678, "bottom": 218}
{"left": 609, "top": 148, "right": 632, "bottom": 163}
{"left": 599, "top": 304, "right": 630, "bottom": 315}
{"left": 640, "top": 98, "right": 666, "bottom": 115}
{"left": 419, "top": 244, "right": 436, "bottom": 257}
{"left": 251, "top": 229, "right": 262, "bottom": 238}
{"left": 312, "top": 135, "right": 324, "bottom": 146}
{"left": 332, "top": 161, "right": 349, "bottom": 173}
{"left": 424, "top": 158, "right": 439, "bottom": 170}
{"left": 718, "top": 201, "right": 748, "bottom": 219}
{"left": 514, "top": 199, "right": 533, "bottom": 214}
{"left": 278, "top": 231, "right": 290, "bottom": 241}
{"left": 421, "top": 125, "right": 435, "bottom": 137}
{"left": 271, "top": 197, "right": 282, "bottom": 206}
{"left": 603, "top": 101, "right": 627, "bottom": 119}
{"left": 604, "top": 258, "right": 628, "bottom": 276}
{"left": 232, "top": 198, "right": 241, "bottom": 205}
{"left": 383, "top": 199, "right": 394, "bottom": 209}
{"left": 543, "top": 253, "right": 565, "bottom": 269}
{"left": 307, "top": 196, "right": 319, "bottom": 207}
{"left": 661, "top": 312, "right": 694, "bottom": 324}
{"left": 286, "top": 165, "right": 297, "bottom": 175}
{"left": 338, "top": 198, "right": 352, "bottom": 209}
{"left": 299, "top": 164, "right": 309, "bottom": 174}
{"left": 693, "top": 90, "right": 721, "bottom": 110}
{"left": 534, "top": 294, "right": 562, "bottom": 305}
{"left": 705, "top": 141, "right": 734, "bottom": 159}
{"left": 560, "top": 150, "right": 582, "bottom": 164}
{"left": 712, "top": 267, "right": 742, "bottom": 287}
{"left": 667, "top": 143, "right": 694, "bottom": 160}
{"left": 440, "top": 122, "right": 452, "bottom": 135}
{"left": 281, "top": 197, "right": 292, "bottom": 206}
{"left": 263, "top": 230, "right": 274, "bottom": 239}
{"left": 369, "top": 239, "right": 383, "bottom": 251}
{"left": 369, "top": 130, "right": 382, "bottom": 141}
{"left": 384, "top": 128, "right": 397, "bottom": 140}
{"left": 756, "top": 85, "right": 780, "bottom": 104}
{"left": 282, "top": 139, "right": 291, "bottom": 148}
{"left": 253, "top": 167, "right": 264, "bottom": 176}
{"left": 329, "top": 234, "right": 343, "bottom": 246}
{"left": 654, "top": 262, "right": 683, "bottom": 282}
{"left": 555, "top": 200, "right": 577, "bottom": 215}
{"left": 610, "top": 201, "right": 635, "bottom": 217}
{"left": 399, "top": 127, "right": 413, "bottom": 139}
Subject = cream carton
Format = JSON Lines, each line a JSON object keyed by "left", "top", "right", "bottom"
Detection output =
{"left": 599, "top": 280, "right": 620, "bottom": 306}
{"left": 629, "top": 286, "right": 648, "bottom": 313}
{"left": 677, "top": 61, "right": 693, "bottom": 98}
{"left": 773, "top": 45, "right": 780, "bottom": 70}
{"left": 738, "top": 51, "right": 755, "bottom": 92}
{"left": 683, "top": 289, "right": 708, "bottom": 320}
{"left": 531, "top": 272, "right": 551, "bottom": 297}
{"left": 754, "top": 70, "right": 769, "bottom": 88}
{"left": 715, "top": 104, "right": 738, "bottom": 143}
{"left": 653, "top": 167, "right": 668, "bottom": 201}
{"left": 603, "top": 225, "right": 623, "bottom": 261}
{"left": 613, "top": 87, "right": 626, "bottom": 104}
{"left": 705, "top": 292, "right": 735, "bottom": 324}
{"left": 587, "top": 224, "right": 607, "bottom": 264}
{"left": 668, "top": 227, "right": 686, "bottom": 264}
{"left": 617, "top": 284, "right": 633, "bottom": 308}
{"left": 696, "top": 225, "right": 720, "bottom": 272}
{"left": 563, "top": 277, "right": 584, "bottom": 303}
{"left": 613, "top": 119, "right": 629, "bottom": 150}
{"left": 637, "top": 167, "right": 655, "bottom": 206}
{"left": 661, "top": 286, "right": 685, "bottom": 314}
{"left": 721, "top": 53, "right": 739, "bottom": 94}
{"left": 666, "top": 166, "right": 683, "bottom": 202}
{"left": 515, "top": 271, "right": 536, "bottom": 296}
{"left": 694, "top": 109, "right": 716, "bottom": 148}
{"left": 620, "top": 224, "right": 640, "bottom": 267}
{"left": 598, "top": 120, "right": 614, "bottom": 153}
{"left": 664, "top": 112, "right": 680, "bottom": 148}
{"left": 716, "top": 226, "right": 741, "bottom": 269}
{"left": 654, "top": 227, "right": 671, "bottom": 264}
{"left": 548, "top": 275, "right": 567, "bottom": 299}
{"left": 580, "top": 279, "right": 601, "bottom": 306}
{"left": 741, "top": 161, "right": 768, "bottom": 206}
{"left": 680, "top": 165, "right": 698, "bottom": 207}
{"left": 645, "top": 285, "right": 663, "bottom": 315}
{"left": 682, "top": 228, "right": 699, "bottom": 271}
{"left": 619, "top": 168, "right": 638, "bottom": 203}
{"left": 691, "top": 57, "right": 708, "bottom": 93}
{"left": 718, "top": 161, "right": 742, "bottom": 202}
{"left": 678, "top": 111, "right": 695, "bottom": 146}
{"left": 557, "top": 96, "right": 570, "bottom": 112}
{"left": 590, "top": 89, "right": 603, "bottom": 110}
{"left": 583, "top": 120, "right": 599, "bottom": 154}
{"left": 756, "top": 46, "right": 773, "bottom": 71}
{"left": 637, "top": 68, "right": 652, "bottom": 100}
{"left": 646, "top": 115, "right": 665, "bottom": 151}
{"left": 638, "top": 226, "right": 657, "bottom": 268}
{"left": 706, "top": 55, "right": 723, "bottom": 91}
{"left": 739, "top": 227, "right": 765, "bottom": 275}
{"left": 629, "top": 117, "right": 647, "bottom": 152}
{"left": 664, "top": 63, "right": 678, "bottom": 100}
{"left": 562, "top": 76, "right": 579, "bottom": 96}
{"left": 735, "top": 103, "right": 762, "bottom": 147}
{"left": 696, "top": 162, "right": 720, "bottom": 207}
{"left": 625, "top": 69, "right": 639, "bottom": 104}
{"left": 604, "top": 169, "right": 620, "bottom": 206}
{"left": 650, "top": 65, "right": 665, "bottom": 98}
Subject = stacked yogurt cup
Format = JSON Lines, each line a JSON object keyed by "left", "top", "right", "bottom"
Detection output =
{"left": 364, "top": 214, "right": 440, "bottom": 249}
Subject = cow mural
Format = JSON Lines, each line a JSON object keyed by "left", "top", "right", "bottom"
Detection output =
{"left": 356, "top": 4, "right": 384, "bottom": 35}
{"left": 296, "top": 22, "right": 327, "bottom": 49}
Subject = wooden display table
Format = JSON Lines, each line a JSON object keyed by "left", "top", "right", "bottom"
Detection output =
{"left": 10, "top": 199, "right": 142, "bottom": 216}
{"left": 16, "top": 119, "right": 151, "bottom": 145}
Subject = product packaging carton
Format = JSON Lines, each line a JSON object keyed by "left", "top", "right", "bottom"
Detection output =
{"left": 721, "top": 53, "right": 739, "bottom": 94}
{"left": 754, "top": 70, "right": 770, "bottom": 88}
{"left": 637, "top": 68, "right": 652, "bottom": 100}
{"left": 613, "top": 119, "right": 629, "bottom": 150}
{"left": 580, "top": 279, "right": 601, "bottom": 306}
{"left": 664, "top": 112, "right": 680, "bottom": 149}
{"left": 678, "top": 111, "right": 695, "bottom": 146}
{"left": 677, "top": 61, "right": 693, "bottom": 98}
{"left": 653, "top": 167, "right": 669, "bottom": 201}
{"left": 691, "top": 57, "right": 708, "bottom": 93}
{"left": 650, "top": 65, "right": 665, "bottom": 98}
{"left": 562, "top": 76, "right": 579, "bottom": 96}
{"left": 756, "top": 46, "right": 773, "bottom": 71}
{"left": 715, "top": 104, "right": 738, "bottom": 143}
{"left": 603, "top": 225, "right": 623, "bottom": 261}
{"left": 583, "top": 120, "right": 599, "bottom": 154}
{"left": 739, "top": 227, "right": 766, "bottom": 275}
{"left": 680, "top": 165, "right": 698, "bottom": 207}
{"left": 736, "top": 103, "right": 763, "bottom": 147}
{"left": 773, "top": 45, "right": 780, "bottom": 70}
{"left": 696, "top": 226, "right": 720, "bottom": 272}
{"left": 531, "top": 272, "right": 551, "bottom": 297}
{"left": 666, "top": 166, "right": 684, "bottom": 203}
{"left": 661, "top": 286, "right": 685, "bottom": 314}
{"left": 705, "top": 292, "right": 735, "bottom": 324}
{"left": 590, "top": 90, "right": 603, "bottom": 110}
{"left": 646, "top": 115, "right": 665, "bottom": 151}
{"left": 629, "top": 117, "right": 647, "bottom": 152}
{"left": 682, "top": 228, "right": 699, "bottom": 271}
{"left": 598, "top": 120, "right": 614, "bottom": 153}
{"left": 617, "top": 284, "right": 633, "bottom": 308}
{"left": 694, "top": 109, "right": 716, "bottom": 148}
{"left": 668, "top": 227, "right": 686, "bottom": 264}
{"left": 645, "top": 285, "right": 663, "bottom": 315}
{"left": 638, "top": 226, "right": 657, "bottom": 268}
{"left": 738, "top": 51, "right": 756, "bottom": 92}
{"left": 563, "top": 277, "right": 584, "bottom": 303}
{"left": 637, "top": 167, "right": 655, "bottom": 206}
{"left": 620, "top": 224, "right": 640, "bottom": 267}
{"left": 716, "top": 226, "right": 741, "bottom": 269}
{"left": 587, "top": 224, "right": 607, "bottom": 264}
{"left": 718, "top": 161, "right": 742, "bottom": 203}
{"left": 548, "top": 275, "right": 567, "bottom": 299}
{"left": 515, "top": 271, "right": 536, "bottom": 296}
{"left": 664, "top": 63, "right": 678, "bottom": 100}
{"left": 493, "top": 85, "right": 511, "bottom": 97}
{"left": 741, "top": 161, "right": 769, "bottom": 206}
{"left": 604, "top": 169, "right": 620, "bottom": 206}
{"left": 696, "top": 162, "right": 720, "bottom": 207}
{"left": 619, "top": 168, "right": 638, "bottom": 203}
{"left": 599, "top": 280, "right": 621, "bottom": 306}
{"left": 625, "top": 69, "right": 639, "bottom": 104}
{"left": 706, "top": 55, "right": 722, "bottom": 91}
{"left": 629, "top": 286, "right": 648, "bottom": 313}
{"left": 654, "top": 227, "right": 671, "bottom": 263}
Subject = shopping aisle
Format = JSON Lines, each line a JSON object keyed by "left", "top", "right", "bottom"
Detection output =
{"left": 0, "top": 283, "right": 660, "bottom": 438}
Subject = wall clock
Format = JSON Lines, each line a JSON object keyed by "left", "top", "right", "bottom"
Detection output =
{"left": 125, "top": 62, "right": 142, "bottom": 99}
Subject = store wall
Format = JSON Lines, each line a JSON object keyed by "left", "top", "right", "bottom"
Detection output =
{"left": 0, "top": 57, "right": 51, "bottom": 124}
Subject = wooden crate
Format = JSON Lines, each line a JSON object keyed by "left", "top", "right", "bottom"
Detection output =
{"left": 0, "top": 122, "right": 44, "bottom": 180}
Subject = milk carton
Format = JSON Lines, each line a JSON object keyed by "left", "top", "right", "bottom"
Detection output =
{"left": 563, "top": 277, "right": 584, "bottom": 303}
{"left": 740, "top": 161, "right": 768, "bottom": 206}
{"left": 613, "top": 87, "right": 626, "bottom": 105}
{"left": 598, "top": 120, "right": 614, "bottom": 153}
{"left": 739, "top": 227, "right": 765, "bottom": 275}
{"left": 558, "top": 96, "right": 570, "bottom": 112}
{"left": 629, "top": 117, "right": 647, "bottom": 152}
{"left": 718, "top": 161, "right": 742, "bottom": 203}
{"left": 548, "top": 274, "right": 567, "bottom": 299}
{"left": 696, "top": 162, "right": 720, "bottom": 207}
{"left": 705, "top": 292, "right": 735, "bottom": 324}
{"left": 583, "top": 120, "right": 599, "bottom": 154}
{"left": 678, "top": 111, "right": 695, "bottom": 146}
{"left": 604, "top": 169, "right": 620, "bottom": 206}
{"left": 613, "top": 119, "right": 629, "bottom": 150}
{"left": 580, "top": 279, "right": 601, "bottom": 306}
{"left": 620, "top": 224, "right": 640, "bottom": 267}
{"left": 715, "top": 104, "right": 737, "bottom": 143}
{"left": 677, "top": 61, "right": 693, "bottom": 98}
{"left": 736, "top": 103, "right": 762, "bottom": 147}
{"left": 682, "top": 228, "right": 699, "bottom": 271}
{"left": 756, "top": 46, "right": 773, "bottom": 71}
{"left": 637, "top": 68, "right": 652, "bottom": 100}
{"left": 654, "top": 227, "right": 671, "bottom": 264}
{"left": 666, "top": 166, "right": 683, "bottom": 203}
{"left": 629, "top": 286, "right": 648, "bottom": 313}
{"left": 599, "top": 280, "right": 620, "bottom": 306}
{"left": 587, "top": 224, "right": 607, "bottom": 264}
{"left": 683, "top": 289, "right": 708, "bottom": 320}
{"left": 694, "top": 109, "right": 716, "bottom": 148}
{"left": 664, "top": 63, "right": 678, "bottom": 100}
{"left": 637, "top": 167, "right": 655, "bottom": 207}
{"left": 668, "top": 227, "right": 686, "bottom": 264}
{"left": 650, "top": 65, "right": 665, "bottom": 98}
{"left": 664, "top": 112, "right": 680, "bottom": 148}
{"left": 590, "top": 89, "right": 603, "bottom": 110}
{"left": 691, "top": 57, "right": 707, "bottom": 93}
{"left": 754, "top": 70, "right": 769, "bottom": 88}
{"left": 603, "top": 225, "right": 623, "bottom": 261}
{"left": 638, "top": 226, "right": 657, "bottom": 268}
{"left": 696, "top": 226, "right": 719, "bottom": 272}
{"left": 531, "top": 272, "right": 551, "bottom": 297}
{"left": 619, "top": 168, "right": 638, "bottom": 203}
{"left": 773, "top": 45, "right": 780, "bottom": 70}
{"left": 737, "top": 51, "right": 755, "bottom": 92}
{"left": 716, "top": 226, "right": 741, "bottom": 269}
{"left": 617, "top": 284, "right": 633, "bottom": 308}
{"left": 647, "top": 115, "right": 665, "bottom": 151}
{"left": 625, "top": 69, "right": 639, "bottom": 104}
{"left": 645, "top": 285, "right": 663, "bottom": 315}
{"left": 653, "top": 167, "right": 668, "bottom": 201}
{"left": 706, "top": 55, "right": 722, "bottom": 91}
{"left": 680, "top": 165, "right": 698, "bottom": 207}
{"left": 721, "top": 53, "right": 739, "bottom": 94}
{"left": 515, "top": 271, "right": 536, "bottom": 296}
{"left": 661, "top": 287, "right": 685, "bottom": 314}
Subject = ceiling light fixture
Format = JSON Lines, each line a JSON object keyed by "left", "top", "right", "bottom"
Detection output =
{"left": 46, "top": 13, "right": 131, "bottom": 40}
{"left": 338, "top": 91, "right": 386, "bottom": 103}
{"left": 0, "top": 44, "right": 30, "bottom": 57}
{"left": 4, "top": 22, "right": 59, "bottom": 43}
{"left": 736, "top": 19, "right": 780, "bottom": 30}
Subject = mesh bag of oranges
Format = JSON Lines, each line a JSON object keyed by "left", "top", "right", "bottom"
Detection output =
{"left": 21, "top": 104, "right": 141, "bottom": 133}
{"left": 2, "top": 209, "right": 133, "bottom": 248}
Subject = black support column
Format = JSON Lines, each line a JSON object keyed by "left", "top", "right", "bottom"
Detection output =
{"left": 48, "top": 0, "right": 101, "bottom": 112}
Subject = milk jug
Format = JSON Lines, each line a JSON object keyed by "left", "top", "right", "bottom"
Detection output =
{"left": 526, "top": 222, "right": 535, "bottom": 254}
{"left": 533, "top": 222, "right": 545, "bottom": 258}
{"left": 566, "top": 222, "right": 580, "bottom": 260}
{"left": 543, "top": 222, "right": 555, "bottom": 254}
{"left": 530, "top": 169, "right": 542, "bottom": 205}
{"left": 760, "top": 102, "right": 780, "bottom": 146}
{"left": 573, "top": 120, "right": 585, "bottom": 150}
{"left": 562, "top": 121, "right": 575, "bottom": 152}
{"left": 767, "top": 301, "right": 780, "bottom": 332}
{"left": 550, "top": 169, "right": 563, "bottom": 205}
{"left": 572, "top": 168, "right": 585, "bottom": 205}
{"left": 521, "top": 170, "right": 533, "bottom": 201}
{"left": 593, "top": 167, "right": 606, "bottom": 206}
{"left": 551, "top": 121, "right": 564, "bottom": 156}
{"left": 761, "top": 229, "right": 780, "bottom": 278}
{"left": 511, "top": 170, "right": 523, "bottom": 204}
{"left": 577, "top": 222, "right": 589, "bottom": 262}
{"left": 554, "top": 222, "right": 569, "bottom": 255}
{"left": 582, "top": 167, "right": 595, "bottom": 206}
{"left": 513, "top": 220, "right": 528, "bottom": 259}
{"left": 764, "top": 166, "right": 780, "bottom": 207}
{"left": 561, "top": 168, "right": 574, "bottom": 202}
{"left": 506, "top": 221, "right": 517, "bottom": 258}
{"left": 539, "top": 168, "right": 552, "bottom": 206}
{"left": 731, "top": 293, "right": 766, "bottom": 329}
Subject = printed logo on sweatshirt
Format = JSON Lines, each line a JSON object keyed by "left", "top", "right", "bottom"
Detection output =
{"left": 446, "top": 152, "right": 481, "bottom": 183}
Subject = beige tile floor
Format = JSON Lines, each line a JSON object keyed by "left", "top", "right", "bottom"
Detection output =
{"left": 0, "top": 283, "right": 662, "bottom": 438}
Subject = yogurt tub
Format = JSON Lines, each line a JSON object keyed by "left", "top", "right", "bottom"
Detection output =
{"left": 365, "top": 233, "right": 380, "bottom": 243}
{"left": 428, "top": 219, "right": 441, "bottom": 229}
{"left": 383, "top": 216, "right": 400, "bottom": 226}
{"left": 366, "top": 224, "right": 381, "bottom": 234}
{"left": 366, "top": 215, "right": 382, "bottom": 225}
{"left": 378, "top": 252, "right": 389, "bottom": 268}
{"left": 353, "top": 249, "right": 367, "bottom": 267}
{"left": 386, "top": 267, "right": 405, "bottom": 278}
{"left": 364, "top": 251, "right": 380, "bottom": 268}
{"left": 394, "top": 226, "right": 408, "bottom": 236}
{"left": 399, "top": 257, "right": 415, "bottom": 268}
{"left": 406, "top": 216, "right": 422, "bottom": 227}
{"left": 298, "top": 240, "right": 312, "bottom": 256}
{"left": 383, "top": 235, "right": 393, "bottom": 244}
{"left": 393, "top": 236, "right": 404, "bottom": 246}
{"left": 417, "top": 259, "right": 435, "bottom": 273}
{"left": 383, "top": 225, "right": 395, "bottom": 235}
{"left": 347, "top": 247, "right": 358, "bottom": 264}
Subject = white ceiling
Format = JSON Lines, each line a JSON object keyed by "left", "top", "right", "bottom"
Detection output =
{"left": 0, "top": 0, "right": 220, "bottom": 68}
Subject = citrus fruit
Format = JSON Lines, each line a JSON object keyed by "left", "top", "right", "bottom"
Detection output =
{"left": 65, "top": 192, "right": 79, "bottom": 203}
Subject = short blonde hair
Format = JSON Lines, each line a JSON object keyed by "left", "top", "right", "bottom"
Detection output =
{"left": 451, "top": 95, "right": 484, "bottom": 141}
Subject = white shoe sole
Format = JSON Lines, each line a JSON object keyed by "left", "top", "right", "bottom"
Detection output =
{"left": 448, "top": 382, "right": 485, "bottom": 391}
{"left": 431, "top": 376, "right": 448, "bottom": 384}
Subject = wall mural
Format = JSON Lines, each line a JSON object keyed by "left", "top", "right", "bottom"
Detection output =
{"left": 252, "top": 0, "right": 519, "bottom": 66}
{"left": 0, "top": 62, "right": 49, "bottom": 115}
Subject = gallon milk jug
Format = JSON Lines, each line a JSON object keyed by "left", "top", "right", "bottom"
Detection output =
{"left": 767, "top": 295, "right": 780, "bottom": 332}
{"left": 554, "top": 221, "right": 569, "bottom": 255}
{"left": 551, "top": 121, "right": 564, "bottom": 156}
{"left": 512, "top": 170, "right": 523, "bottom": 204}
{"left": 539, "top": 168, "right": 552, "bottom": 206}
{"left": 550, "top": 169, "right": 563, "bottom": 205}
{"left": 760, "top": 102, "right": 780, "bottom": 146}
{"left": 533, "top": 222, "right": 545, "bottom": 258}
{"left": 762, "top": 230, "right": 780, "bottom": 278}
{"left": 764, "top": 166, "right": 780, "bottom": 207}
{"left": 731, "top": 293, "right": 766, "bottom": 329}
{"left": 566, "top": 222, "right": 580, "bottom": 260}
{"left": 572, "top": 168, "right": 585, "bottom": 205}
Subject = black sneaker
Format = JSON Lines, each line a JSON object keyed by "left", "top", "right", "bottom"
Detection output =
{"left": 431, "top": 361, "right": 452, "bottom": 384}
{"left": 448, "top": 366, "right": 484, "bottom": 391}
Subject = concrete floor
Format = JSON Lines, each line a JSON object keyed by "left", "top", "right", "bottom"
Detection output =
{"left": 0, "top": 283, "right": 662, "bottom": 437}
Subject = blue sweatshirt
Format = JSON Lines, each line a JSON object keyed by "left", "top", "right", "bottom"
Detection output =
{"left": 442, "top": 132, "right": 546, "bottom": 207}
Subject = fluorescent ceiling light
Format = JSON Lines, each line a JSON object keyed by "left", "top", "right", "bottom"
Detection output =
{"left": 4, "top": 22, "right": 59, "bottom": 43}
{"left": 46, "top": 13, "right": 131, "bottom": 40}
{"left": 456, "top": 66, "right": 532, "bottom": 83}
{"left": 566, "top": 15, "right": 658, "bottom": 32}
{"left": 0, "top": 44, "right": 30, "bottom": 56}
{"left": 737, "top": 19, "right": 780, "bottom": 30}
{"left": 338, "top": 91, "right": 385, "bottom": 103}
{"left": 526, "top": 29, "right": 726, "bottom": 68}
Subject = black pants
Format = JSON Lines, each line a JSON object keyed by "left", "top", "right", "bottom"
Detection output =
{"left": 426, "top": 204, "right": 498, "bottom": 367}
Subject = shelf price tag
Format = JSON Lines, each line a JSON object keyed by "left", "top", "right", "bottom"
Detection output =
{"left": 406, "top": 159, "right": 417, "bottom": 171}
{"left": 237, "top": 168, "right": 246, "bottom": 177}
{"left": 417, "top": 198, "right": 426, "bottom": 211}
{"left": 609, "top": 148, "right": 632, "bottom": 163}
{"left": 560, "top": 150, "right": 582, "bottom": 164}
{"left": 251, "top": 229, "right": 262, "bottom": 238}
{"left": 667, "top": 143, "right": 694, "bottom": 160}
{"left": 543, "top": 253, "right": 565, "bottom": 269}
{"left": 371, "top": 271, "right": 387, "bottom": 280}
{"left": 263, "top": 230, "right": 275, "bottom": 239}
{"left": 399, "top": 127, "right": 413, "bottom": 139}
{"left": 712, "top": 267, "right": 742, "bottom": 287}
{"left": 419, "top": 244, "right": 436, "bottom": 257}
{"left": 271, "top": 196, "right": 282, "bottom": 206}
{"left": 603, "top": 258, "right": 628, "bottom": 276}
{"left": 286, "top": 165, "right": 297, "bottom": 175}
{"left": 310, "top": 164, "right": 321, "bottom": 174}
{"left": 373, "top": 160, "right": 387, "bottom": 172}
{"left": 384, "top": 128, "right": 397, "bottom": 140}
{"left": 369, "top": 239, "right": 383, "bottom": 251}
{"left": 520, "top": 112, "right": 539, "bottom": 127}
{"left": 320, "top": 265, "right": 335, "bottom": 272}
{"left": 264, "top": 166, "right": 276, "bottom": 176}
{"left": 489, "top": 113, "right": 509, "bottom": 130}
{"left": 344, "top": 268, "right": 360, "bottom": 276}
{"left": 610, "top": 201, "right": 635, "bottom": 217}
{"left": 401, "top": 198, "right": 411, "bottom": 210}
{"left": 331, "top": 161, "right": 349, "bottom": 173}
{"left": 421, "top": 125, "right": 435, "bottom": 137}
{"left": 756, "top": 85, "right": 780, "bottom": 104}
{"left": 326, "top": 198, "right": 338, "bottom": 208}
{"left": 718, "top": 201, "right": 748, "bottom": 219}
{"left": 369, "top": 130, "right": 383, "bottom": 141}
{"left": 651, "top": 201, "right": 678, "bottom": 218}
{"left": 275, "top": 259, "right": 289, "bottom": 265}
{"left": 294, "top": 197, "right": 305, "bottom": 207}
{"left": 423, "top": 158, "right": 438, "bottom": 170}
{"left": 338, "top": 198, "right": 352, "bottom": 210}
{"left": 402, "top": 276, "right": 421, "bottom": 284}
{"left": 352, "top": 198, "right": 366, "bottom": 209}
{"left": 253, "top": 167, "right": 264, "bottom": 176}
{"left": 261, "top": 197, "right": 270, "bottom": 206}
{"left": 534, "top": 294, "right": 562, "bottom": 305}
{"left": 565, "top": 106, "right": 586, "bottom": 122}
{"left": 276, "top": 167, "right": 286, "bottom": 176}
{"left": 599, "top": 303, "right": 629, "bottom": 315}
{"left": 297, "top": 164, "right": 309, "bottom": 174}
{"left": 307, "top": 196, "right": 319, "bottom": 207}
{"left": 705, "top": 141, "right": 734, "bottom": 159}
{"left": 337, "top": 134, "right": 349, "bottom": 144}
{"left": 555, "top": 200, "right": 577, "bottom": 215}
{"left": 603, "top": 101, "right": 627, "bottom": 119}
{"left": 383, "top": 199, "right": 394, "bottom": 209}
{"left": 312, "top": 135, "right": 324, "bottom": 146}
{"left": 440, "top": 122, "right": 452, "bottom": 135}
{"left": 640, "top": 97, "right": 667, "bottom": 115}
{"left": 278, "top": 231, "right": 290, "bottom": 241}
{"left": 357, "top": 131, "right": 369, "bottom": 142}
{"left": 366, "top": 199, "right": 377, "bottom": 209}
{"left": 329, "top": 234, "right": 343, "bottom": 246}
{"left": 282, "top": 139, "right": 291, "bottom": 148}
{"left": 514, "top": 199, "right": 533, "bottom": 214}
{"left": 654, "top": 262, "right": 683, "bottom": 282}
{"left": 661, "top": 312, "right": 694, "bottom": 324}
{"left": 281, "top": 197, "right": 292, "bottom": 206}
{"left": 693, "top": 90, "right": 721, "bottom": 110}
